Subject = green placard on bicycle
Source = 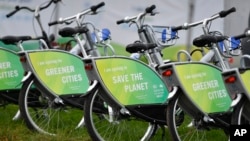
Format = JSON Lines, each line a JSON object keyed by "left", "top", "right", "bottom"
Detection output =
{"left": 240, "top": 70, "right": 250, "bottom": 95}
{"left": 0, "top": 48, "right": 24, "bottom": 90}
{"left": 28, "top": 50, "right": 89, "bottom": 95}
{"left": 175, "top": 63, "right": 232, "bottom": 114}
{"left": 95, "top": 57, "right": 169, "bottom": 106}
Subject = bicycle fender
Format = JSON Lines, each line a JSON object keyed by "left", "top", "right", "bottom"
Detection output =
{"left": 230, "top": 93, "right": 242, "bottom": 107}
{"left": 168, "top": 86, "right": 178, "bottom": 99}
{"left": 21, "top": 71, "right": 32, "bottom": 82}
{"left": 81, "top": 80, "right": 99, "bottom": 97}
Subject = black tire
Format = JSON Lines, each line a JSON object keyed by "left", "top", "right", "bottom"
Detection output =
{"left": 190, "top": 49, "right": 203, "bottom": 57}
{"left": 231, "top": 98, "right": 250, "bottom": 125}
{"left": 0, "top": 95, "right": 8, "bottom": 107}
{"left": 241, "top": 27, "right": 250, "bottom": 67}
{"left": 84, "top": 88, "right": 160, "bottom": 141}
{"left": 18, "top": 76, "right": 87, "bottom": 137}
{"left": 166, "top": 94, "right": 229, "bottom": 141}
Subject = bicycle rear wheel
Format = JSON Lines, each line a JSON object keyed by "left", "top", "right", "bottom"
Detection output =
{"left": 166, "top": 94, "right": 229, "bottom": 141}
{"left": 84, "top": 88, "right": 163, "bottom": 141}
{"left": 18, "top": 76, "right": 87, "bottom": 138}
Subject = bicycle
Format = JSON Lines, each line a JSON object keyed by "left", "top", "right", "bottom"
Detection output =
{"left": 0, "top": 47, "right": 24, "bottom": 106}
{"left": 80, "top": 4, "right": 184, "bottom": 141}
{"left": 221, "top": 30, "right": 250, "bottom": 126}
{"left": 159, "top": 7, "right": 242, "bottom": 141}
{"left": 0, "top": 0, "right": 60, "bottom": 121}
{"left": 0, "top": 43, "right": 26, "bottom": 117}
{"left": 15, "top": 1, "right": 108, "bottom": 136}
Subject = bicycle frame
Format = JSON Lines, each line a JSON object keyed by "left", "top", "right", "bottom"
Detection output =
{"left": 18, "top": 1, "right": 107, "bottom": 99}
{"left": 0, "top": 0, "right": 59, "bottom": 120}
{"left": 117, "top": 5, "right": 177, "bottom": 68}
{"left": 100, "top": 5, "right": 179, "bottom": 124}
{"left": 6, "top": 0, "right": 61, "bottom": 49}
{"left": 14, "top": 2, "right": 108, "bottom": 135}
{"left": 160, "top": 8, "right": 238, "bottom": 141}
{"left": 163, "top": 7, "right": 238, "bottom": 114}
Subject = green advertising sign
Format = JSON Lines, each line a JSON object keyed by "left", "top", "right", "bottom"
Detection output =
{"left": 175, "top": 63, "right": 232, "bottom": 113}
{"left": 28, "top": 50, "right": 89, "bottom": 95}
{"left": 95, "top": 57, "right": 169, "bottom": 106}
{"left": 0, "top": 48, "right": 23, "bottom": 90}
{"left": 240, "top": 70, "right": 250, "bottom": 95}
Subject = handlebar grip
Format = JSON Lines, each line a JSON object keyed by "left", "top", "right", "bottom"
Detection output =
{"left": 219, "top": 7, "right": 236, "bottom": 18}
{"left": 6, "top": 6, "right": 19, "bottom": 18}
{"left": 48, "top": 21, "right": 59, "bottom": 26}
{"left": 116, "top": 19, "right": 125, "bottom": 25}
{"left": 171, "top": 25, "right": 183, "bottom": 31}
{"left": 52, "top": 0, "right": 61, "bottom": 3}
{"left": 145, "top": 5, "right": 156, "bottom": 13}
{"left": 90, "top": 2, "right": 105, "bottom": 12}
{"left": 233, "top": 33, "right": 246, "bottom": 40}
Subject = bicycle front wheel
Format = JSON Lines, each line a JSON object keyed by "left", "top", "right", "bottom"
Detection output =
{"left": 166, "top": 94, "right": 229, "bottom": 141}
{"left": 231, "top": 98, "right": 250, "bottom": 125}
{"left": 18, "top": 76, "right": 88, "bottom": 138}
{"left": 84, "top": 88, "right": 162, "bottom": 141}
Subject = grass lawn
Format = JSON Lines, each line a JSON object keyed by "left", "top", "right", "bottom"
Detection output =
{"left": 0, "top": 102, "right": 229, "bottom": 141}
{"left": 0, "top": 103, "right": 92, "bottom": 141}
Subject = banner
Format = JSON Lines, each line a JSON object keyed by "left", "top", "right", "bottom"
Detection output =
{"left": 28, "top": 50, "right": 89, "bottom": 95}
{"left": 175, "top": 63, "right": 232, "bottom": 113}
{"left": 95, "top": 57, "right": 169, "bottom": 105}
{"left": 0, "top": 48, "right": 23, "bottom": 90}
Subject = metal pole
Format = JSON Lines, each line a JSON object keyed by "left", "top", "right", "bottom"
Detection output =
{"left": 186, "top": 0, "right": 195, "bottom": 55}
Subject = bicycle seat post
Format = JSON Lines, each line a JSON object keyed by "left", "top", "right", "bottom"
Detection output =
{"left": 74, "top": 33, "right": 88, "bottom": 58}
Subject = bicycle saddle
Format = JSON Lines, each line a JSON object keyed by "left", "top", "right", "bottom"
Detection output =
{"left": 0, "top": 36, "right": 32, "bottom": 45}
{"left": 193, "top": 34, "right": 226, "bottom": 47}
{"left": 59, "top": 26, "right": 89, "bottom": 37}
{"left": 126, "top": 43, "right": 157, "bottom": 53}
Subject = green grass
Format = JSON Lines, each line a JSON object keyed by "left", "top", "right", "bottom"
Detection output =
{"left": 0, "top": 103, "right": 228, "bottom": 141}
{"left": 0, "top": 104, "right": 92, "bottom": 141}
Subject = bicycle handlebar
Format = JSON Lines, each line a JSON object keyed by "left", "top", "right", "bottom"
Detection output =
{"left": 48, "top": 2, "right": 105, "bottom": 26}
{"left": 234, "top": 30, "right": 250, "bottom": 40}
{"left": 116, "top": 4, "right": 156, "bottom": 25}
{"left": 6, "top": 0, "right": 61, "bottom": 18}
{"left": 6, "top": 6, "right": 23, "bottom": 18}
{"left": 171, "top": 7, "right": 236, "bottom": 32}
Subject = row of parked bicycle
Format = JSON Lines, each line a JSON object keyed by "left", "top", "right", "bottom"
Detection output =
{"left": 1, "top": 0, "right": 250, "bottom": 141}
